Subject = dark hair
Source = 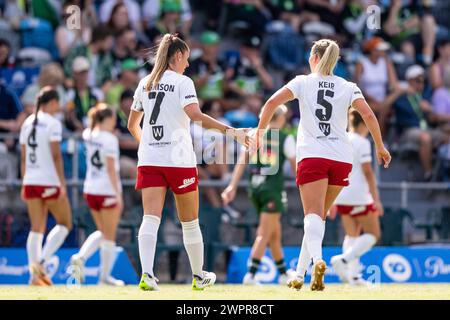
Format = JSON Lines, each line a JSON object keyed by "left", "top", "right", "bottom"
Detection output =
{"left": 88, "top": 103, "right": 115, "bottom": 130}
{"left": 0, "top": 38, "right": 10, "bottom": 48}
{"left": 115, "top": 27, "right": 134, "bottom": 39}
{"left": 120, "top": 89, "right": 134, "bottom": 102}
{"left": 107, "top": 2, "right": 131, "bottom": 31}
{"left": 350, "top": 110, "right": 364, "bottom": 129}
{"left": 145, "top": 33, "right": 189, "bottom": 91}
{"left": 91, "top": 24, "right": 113, "bottom": 44}
{"left": 32, "top": 87, "right": 59, "bottom": 138}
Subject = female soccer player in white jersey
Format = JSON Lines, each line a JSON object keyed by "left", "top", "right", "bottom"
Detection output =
{"left": 70, "top": 103, "right": 124, "bottom": 286}
{"left": 256, "top": 39, "right": 391, "bottom": 291}
{"left": 20, "top": 87, "right": 72, "bottom": 286}
{"left": 330, "top": 110, "right": 383, "bottom": 286}
{"left": 127, "top": 34, "right": 250, "bottom": 291}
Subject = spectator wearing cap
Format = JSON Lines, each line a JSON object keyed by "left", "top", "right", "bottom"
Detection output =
{"left": 354, "top": 37, "right": 398, "bottom": 135}
{"left": 0, "top": 39, "right": 14, "bottom": 68}
{"left": 186, "top": 31, "right": 225, "bottom": 102}
{"left": 115, "top": 89, "right": 139, "bottom": 179}
{"left": 0, "top": 82, "right": 24, "bottom": 150}
{"left": 224, "top": 35, "right": 274, "bottom": 103}
{"left": 106, "top": 58, "right": 140, "bottom": 109}
{"left": 430, "top": 39, "right": 450, "bottom": 89}
{"left": 64, "top": 24, "right": 114, "bottom": 89}
{"left": 143, "top": 0, "right": 192, "bottom": 37}
{"left": 21, "top": 63, "right": 67, "bottom": 116}
{"left": 145, "top": 0, "right": 185, "bottom": 44}
{"left": 383, "top": 65, "right": 444, "bottom": 180}
{"left": 65, "top": 56, "right": 104, "bottom": 132}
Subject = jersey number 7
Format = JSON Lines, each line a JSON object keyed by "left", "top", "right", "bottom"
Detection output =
{"left": 148, "top": 91, "right": 166, "bottom": 125}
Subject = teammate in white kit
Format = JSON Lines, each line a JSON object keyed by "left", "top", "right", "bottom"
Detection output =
{"left": 330, "top": 110, "right": 383, "bottom": 285}
{"left": 70, "top": 103, "right": 124, "bottom": 286}
{"left": 256, "top": 39, "right": 391, "bottom": 291}
{"left": 19, "top": 87, "right": 72, "bottom": 286}
{"left": 127, "top": 34, "right": 250, "bottom": 291}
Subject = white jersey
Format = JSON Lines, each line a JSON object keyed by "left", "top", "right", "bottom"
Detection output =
{"left": 83, "top": 129, "right": 121, "bottom": 196}
{"left": 285, "top": 73, "right": 364, "bottom": 164}
{"left": 19, "top": 112, "right": 62, "bottom": 186}
{"left": 131, "top": 70, "right": 198, "bottom": 168}
{"left": 335, "top": 132, "right": 374, "bottom": 205}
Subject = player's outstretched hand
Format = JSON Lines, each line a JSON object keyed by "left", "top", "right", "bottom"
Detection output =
{"left": 221, "top": 185, "right": 236, "bottom": 206}
{"left": 228, "top": 128, "right": 252, "bottom": 149}
{"left": 376, "top": 146, "right": 391, "bottom": 169}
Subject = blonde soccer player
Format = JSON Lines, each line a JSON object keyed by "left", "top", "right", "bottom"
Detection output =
{"left": 127, "top": 33, "right": 250, "bottom": 291}
{"left": 70, "top": 103, "right": 124, "bottom": 286}
{"left": 330, "top": 110, "right": 383, "bottom": 285}
{"left": 20, "top": 86, "right": 72, "bottom": 286}
{"left": 221, "top": 105, "right": 297, "bottom": 285}
{"left": 256, "top": 39, "right": 391, "bottom": 291}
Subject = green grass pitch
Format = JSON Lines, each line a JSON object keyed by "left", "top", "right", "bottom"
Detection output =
{"left": 1, "top": 284, "right": 450, "bottom": 300}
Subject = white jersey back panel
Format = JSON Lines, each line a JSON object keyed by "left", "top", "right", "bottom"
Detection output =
{"left": 335, "top": 132, "right": 374, "bottom": 205}
{"left": 131, "top": 70, "right": 198, "bottom": 168}
{"left": 285, "top": 73, "right": 364, "bottom": 164}
{"left": 19, "top": 112, "right": 62, "bottom": 186}
{"left": 83, "top": 129, "right": 121, "bottom": 196}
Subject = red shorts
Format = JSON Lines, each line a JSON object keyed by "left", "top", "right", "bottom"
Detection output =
{"left": 336, "top": 203, "right": 377, "bottom": 217}
{"left": 296, "top": 157, "right": 352, "bottom": 187}
{"left": 23, "top": 185, "right": 60, "bottom": 201}
{"left": 84, "top": 194, "right": 118, "bottom": 211}
{"left": 136, "top": 166, "right": 198, "bottom": 194}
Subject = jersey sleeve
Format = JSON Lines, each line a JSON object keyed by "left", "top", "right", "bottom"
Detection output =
{"left": 283, "top": 134, "right": 296, "bottom": 159}
{"left": 179, "top": 77, "right": 199, "bottom": 108}
{"left": 104, "top": 135, "right": 119, "bottom": 159}
{"left": 284, "top": 75, "right": 305, "bottom": 100}
{"left": 359, "top": 138, "right": 372, "bottom": 164}
{"left": 350, "top": 82, "right": 365, "bottom": 105}
{"left": 49, "top": 120, "right": 62, "bottom": 142}
{"left": 131, "top": 82, "right": 144, "bottom": 112}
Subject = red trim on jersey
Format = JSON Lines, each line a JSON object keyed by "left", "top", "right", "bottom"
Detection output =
{"left": 83, "top": 194, "right": 118, "bottom": 211}
{"left": 23, "top": 185, "right": 60, "bottom": 201}
{"left": 296, "top": 157, "right": 352, "bottom": 187}
{"left": 336, "top": 203, "right": 377, "bottom": 217}
{"left": 136, "top": 166, "right": 198, "bottom": 194}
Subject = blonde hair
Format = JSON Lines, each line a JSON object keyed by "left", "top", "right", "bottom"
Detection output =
{"left": 145, "top": 34, "right": 189, "bottom": 91}
{"left": 87, "top": 103, "right": 115, "bottom": 130}
{"left": 38, "top": 63, "right": 65, "bottom": 87}
{"left": 311, "top": 39, "right": 340, "bottom": 76}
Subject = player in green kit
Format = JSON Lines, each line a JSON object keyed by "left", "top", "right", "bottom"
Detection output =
{"left": 222, "top": 105, "right": 297, "bottom": 284}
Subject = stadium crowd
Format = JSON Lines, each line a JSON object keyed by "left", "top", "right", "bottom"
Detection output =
{"left": 0, "top": 0, "right": 450, "bottom": 208}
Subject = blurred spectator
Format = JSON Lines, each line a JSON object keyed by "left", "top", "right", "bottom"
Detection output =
{"left": 0, "top": 38, "right": 14, "bottom": 68}
{"left": 225, "top": 0, "right": 271, "bottom": 38}
{"left": 115, "top": 89, "right": 139, "bottom": 179}
{"left": 55, "top": 0, "right": 92, "bottom": 59}
{"left": 224, "top": 95, "right": 260, "bottom": 128}
{"left": 21, "top": 63, "right": 66, "bottom": 115}
{"left": 354, "top": 37, "right": 398, "bottom": 135}
{"left": 381, "top": 0, "right": 436, "bottom": 66}
{"left": 342, "top": 0, "right": 377, "bottom": 43}
{"left": 431, "top": 65, "right": 450, "bottom": 131}
{"left": 265, "top": 0, "right": 311, "bottom": 32}
{"left": 111, "top": 28, "right": 138, "bottom": 77}
{"left": 99, "top": 0, "right": 141, "bottom": 31}
{"left": 143, "top": 0, "right": 192, "bottom": 37}
{"left": 106, "top": 58, "right": 140, "bottom": 109}
{"left": 186, "top": 31, "right": 224, "bottom": 102}
{"left": 0, "top": 82, "right": 24, "bottom": 150}
{"left": 145, "top": 0, "right": 185, "bottom": 44}
{"left": 223, "top": 35, "right": 274, "bottom": 103}
{"left": 64, "top": 24, "right": 114, "bottom": 88}
{"left": 65, "top": 56, "right": 104, "bottom": 132}
{"left": 107, "top": 2, "right": 132, "bottom": 34}
{"left": 384, "top": 65, "right": 444, "bottom": 180}
{"left": 32, "top": 0, "right": 60, "bottom": 29}
{"left": 302, "top": 0, "right": 346, "bottom": 35}
{"left": 429, "top": 38, "right": 450, "bottom": 89}
{"left": 0, "top": 0, "right": 24, "bottom": 23}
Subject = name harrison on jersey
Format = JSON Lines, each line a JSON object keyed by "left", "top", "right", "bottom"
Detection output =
{"left": 150, "top": 83, "right": 175, "bottom": 92}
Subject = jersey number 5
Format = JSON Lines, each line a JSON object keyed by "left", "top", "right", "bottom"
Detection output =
{"left": 315, "top": 89, "right": 334, "bottom": 121}
{"left": 148, "top": 92, "right": 166, "bottom": 125}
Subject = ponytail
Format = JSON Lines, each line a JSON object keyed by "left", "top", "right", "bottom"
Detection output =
{"left": 311, "top": 39, "right": 340, "bottom": 76}
{"left": 32, "top": 86, "right": 59, "bottom": 137}
{"left": 145, "top": 33, "right": 189, "bottom": 91}
{"left": 88, "top": 103, "right": 114, "bottom": 130}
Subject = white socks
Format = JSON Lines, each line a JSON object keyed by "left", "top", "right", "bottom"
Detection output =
{"left": 27, "top": 231, "right": 43, "bottom": 266}
{"left": 303, "top": 214, "right": 325, "bottom": 264}
{"left": 76, "top": 230, "right": 103, "bottom": 261}
{"left": 341, "top": 234, "right": 376, "bottom": 262}
{"left": 100, "top": 240, "right": 116, "bottom": 280}
{"left": 181, "top": 219, "right": 204, "bottom": 277}
{"left": 41, "top": 225, "right": 69, "bottom": 263}
{"left": 296, "top": 233, "right": 311, "bottom": 278}
{"left": 138, "top": 215, "right": 160, "bottom": 277}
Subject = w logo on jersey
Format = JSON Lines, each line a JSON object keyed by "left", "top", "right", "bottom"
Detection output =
{"left": 319, "top": 122, "right": 331, "bottom": 136}
{"left": 152, "top": 125, "right": 164, "bottom": 141}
